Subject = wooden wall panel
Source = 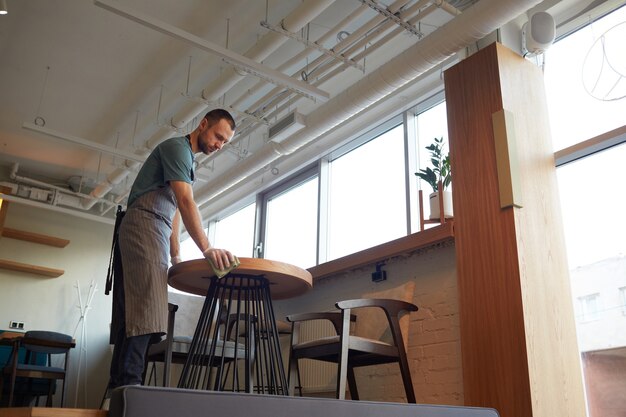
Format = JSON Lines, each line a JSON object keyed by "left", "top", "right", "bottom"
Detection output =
{"left": 444, "top": 43, "right": 585, "bottom": 417}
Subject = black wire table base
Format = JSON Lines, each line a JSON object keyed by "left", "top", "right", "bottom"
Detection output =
{"left": 177, "top": 274, "right": 288, "bottom": 395}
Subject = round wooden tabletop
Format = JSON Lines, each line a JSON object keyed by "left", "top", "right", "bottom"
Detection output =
{"left": 168, "top": 257, "right": 312, "bottom": 300}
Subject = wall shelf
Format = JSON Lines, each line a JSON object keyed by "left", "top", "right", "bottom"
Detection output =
{"left": 0, "top": 186, "right": 68, "bottom": 277}
{"left": 1, "top": 227, "right": 70, "bottom": 248}
{"left": 0, "top": 259, "right": 64, "bottom": 278}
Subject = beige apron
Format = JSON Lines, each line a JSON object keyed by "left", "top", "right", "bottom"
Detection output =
{"left": 117, "top": 186, "right": 177, "bottom": 337}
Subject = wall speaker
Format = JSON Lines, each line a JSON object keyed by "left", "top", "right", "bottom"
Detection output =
{"left": 522, "top": 11, "right": 556, "bottom": 55}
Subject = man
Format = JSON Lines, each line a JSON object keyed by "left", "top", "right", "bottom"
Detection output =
{"left": 107, "top": 109, "right": 236, "bottom": 394}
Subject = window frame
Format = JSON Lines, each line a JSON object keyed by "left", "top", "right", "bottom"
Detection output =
{"left": 256, "top": 164, "right": 319, "bottom": 261}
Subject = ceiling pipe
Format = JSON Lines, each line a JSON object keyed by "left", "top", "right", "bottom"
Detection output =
{"left": 304, "top": 0, "right": 426, "bottom": 82}
{"left": 167, "top": 0, "right": 337, "bottom": 130}
{"left": 194, "top": 0, "right": 542, "bottom": 206}
{"left": 83, "top": 0, "right": 338, "bottom": 209}
{"left": 229, "top": 3, "right": 371, "bottom": 110}
{"left": 199, "top": 3, "right": 373, "bottom": 168}
{"left": 258, "top": 1, "right": 439, "bottom": 123}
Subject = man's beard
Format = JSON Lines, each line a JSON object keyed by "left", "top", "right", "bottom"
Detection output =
{"left": 199, "top": 140, "right": 210, "bottom": 154}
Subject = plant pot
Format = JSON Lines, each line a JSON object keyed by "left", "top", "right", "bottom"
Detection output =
{"left": 428, "top": 190, "right": 453, "bottom": 220}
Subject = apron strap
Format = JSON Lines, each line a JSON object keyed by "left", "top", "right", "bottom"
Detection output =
{"left": 105, "top": 205, "right": 126, "bottom": 295}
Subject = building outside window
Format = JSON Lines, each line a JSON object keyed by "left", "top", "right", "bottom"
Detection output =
{"left": 577, "top": 293, "right": 601, "bottom": 322}
{"left": 619, "top": 287, "right": 626, "bottom": 316}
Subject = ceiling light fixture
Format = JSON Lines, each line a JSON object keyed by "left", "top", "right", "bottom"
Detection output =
{"left": 0, "top": 0, "right": 8, "bottom": 15}
{"left": 94, "top": 0, "right": 330, "bottom": 102}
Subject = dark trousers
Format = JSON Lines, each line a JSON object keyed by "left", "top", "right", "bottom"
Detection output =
{"left": 108, "top": 325, "right": 153, "bottom": 390}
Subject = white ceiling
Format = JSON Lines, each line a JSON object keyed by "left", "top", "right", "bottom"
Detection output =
{"left": 0, "top": 0, "right": 600, "bottom": 223}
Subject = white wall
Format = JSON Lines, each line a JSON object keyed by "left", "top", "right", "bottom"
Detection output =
{"left": 0, "top": 202, "right": 212, "bottom": 408}
{"left": 0, "top": 203, "right": 113, "bottom": 408}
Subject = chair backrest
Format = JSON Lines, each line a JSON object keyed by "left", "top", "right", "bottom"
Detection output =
{"left": 22, "top": 331, "right": 73, "bottom": 355}
{"left": 355, "top": 282, "right": 415, "bottom": 345}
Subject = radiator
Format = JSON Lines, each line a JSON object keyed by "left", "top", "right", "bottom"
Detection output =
{"left": 297, "top": 319, "right": 336, "bottom": 393}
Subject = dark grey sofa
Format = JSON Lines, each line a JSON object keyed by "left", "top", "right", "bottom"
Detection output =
{"left": 109, "top": 386, "right": 499, "bottom": 417}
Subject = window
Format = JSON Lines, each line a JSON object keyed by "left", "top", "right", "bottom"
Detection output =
{"left": 620, "top": 287, "right": 626, "bottom": 316}
{"left": 212, "top": 203, "right": 256, "bottom": 258}
{"left": 178, "top": 227, "right": 209, "bottom": 261}
{"left": 557, "top": 143, "right": 626, "bottom": 269}
{"left": 413, "top": 100, "right": 450, "bottom": 226}
{"left": 544, "top": 5, "right": 626, "bottom": 151}
{"left": 262, "top": 174, "right": 318, "bottom": 269}
{"left": 547, "top": 4, "right": 626, "bottom": 414}
{"left": 326, "top": 122, "right": 406, "bottom": 260}
{"left": 577, "top": 293, "right": 601, "bottom": 322}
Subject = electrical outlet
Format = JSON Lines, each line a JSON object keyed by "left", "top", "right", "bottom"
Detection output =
{"left": 9, "top": 321, "right": 25, "bottom": 330}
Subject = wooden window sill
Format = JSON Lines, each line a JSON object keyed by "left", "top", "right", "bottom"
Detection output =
{"left": 308, "top": 221, "right": 454, "bottom": 280}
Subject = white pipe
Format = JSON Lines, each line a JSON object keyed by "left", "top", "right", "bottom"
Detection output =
{"left": 243, "top": 0, "right": 430, "bottom": 125}
{"left": 174, "top": 0, "right": 337, "bottom": 127}
{"left": 0, "top": 193, "right": 115, "bottom": 225}
{"left": 198, "top": 0, "right": 337, "bottom": 101}
{"left": 230, "top": 3, "right": 371, "bottom": 110}
{"left": 22, "top": 122, "right": 147, "bottom": 164}
{"left": 83, "top": 0, "right": 338, "bottom": 213}
{"left": 260, "top": 1, "right": 437, "bottom": 122}
{"left": 194, "top": 0, "right": 542, "bottom": 205}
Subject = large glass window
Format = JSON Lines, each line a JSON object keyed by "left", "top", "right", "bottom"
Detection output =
{"left": 326, "top": 123, "right": 406, "bottom": 260}
{"left": 263, "top": 175, "right": 318, "bottom": 269}
{"left": 544, "top": 5, "right": 626, "bottom": 151}
{"left": 178, "top": 227, "right": 209, "bottom": 261}
{"left": 213, "top": 203, "right": 256, "bottom": 258}
{"left": 548, "top": 5, "right": 626, "bottom": 416}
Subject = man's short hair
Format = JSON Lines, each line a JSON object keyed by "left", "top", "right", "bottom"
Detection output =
{"left": 204, "top": 109, "right": 235, "bottom": 131}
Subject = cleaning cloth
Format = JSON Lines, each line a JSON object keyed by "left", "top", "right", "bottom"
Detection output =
{"left": 207, "top": 255, "right": 241, "bottom": 278}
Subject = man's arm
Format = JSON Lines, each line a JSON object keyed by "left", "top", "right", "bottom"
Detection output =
{"left": 169, "top": 180, "right": 233, "bottom": 269}
{"left": 170, "top": 209, "right": 181, "bottom": 264}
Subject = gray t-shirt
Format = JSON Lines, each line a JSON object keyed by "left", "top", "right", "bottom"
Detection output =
{"left": 127, "top": 136, "right": 194, "bottom": 208}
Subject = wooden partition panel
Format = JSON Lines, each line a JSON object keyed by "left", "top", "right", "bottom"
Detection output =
{"left": 444, "top": 43, "right": 585, "bottom": 417}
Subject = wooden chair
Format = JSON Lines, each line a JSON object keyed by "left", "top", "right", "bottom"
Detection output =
{"left": 0, "top": 330, "right": 74, "bottom": 407}
{"left": 287, "top": 298, "right": 418, "bottom": 402}
{"left": 144, "top": 303, "right": 256, "bottom": 391}
{"left": 143, "top": 302, "right": 180, "bottom": 387}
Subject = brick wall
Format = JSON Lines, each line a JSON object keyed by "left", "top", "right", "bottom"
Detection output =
{"left": 274, "top": 242, "right": 463, "bottom": 404}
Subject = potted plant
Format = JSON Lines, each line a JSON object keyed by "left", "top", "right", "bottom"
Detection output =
{"left": 414, "top": 137, "right": 453, "bottom": 220}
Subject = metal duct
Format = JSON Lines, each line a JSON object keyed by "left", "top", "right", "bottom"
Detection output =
{"left": 194, "top": 0, "right": 542, "bottom": 206}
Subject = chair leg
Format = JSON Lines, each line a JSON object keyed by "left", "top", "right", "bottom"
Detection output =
{"left": 46, "top": 380, "right": 54, "bottom": 407}
{"left": 346, "top": 366, "right": 359, "bottom": 400}
{"left": 7, "top": 368, "right": 16, "bottom": 407}
{"left": 287, "top": 356, "right": 300, "bottom": 396}
{"left": 335, "top": 309, "right": 351, "bottom": 400}
{"left": 398, "top": 356, "right": 416, "bottom": 403}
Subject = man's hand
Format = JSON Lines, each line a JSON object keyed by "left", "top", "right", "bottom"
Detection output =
{"left": 203, "top": 247, "right": 235, "bottom": 270}
{"left": 170, "top": 256, "right": 182, "bottom": 266}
